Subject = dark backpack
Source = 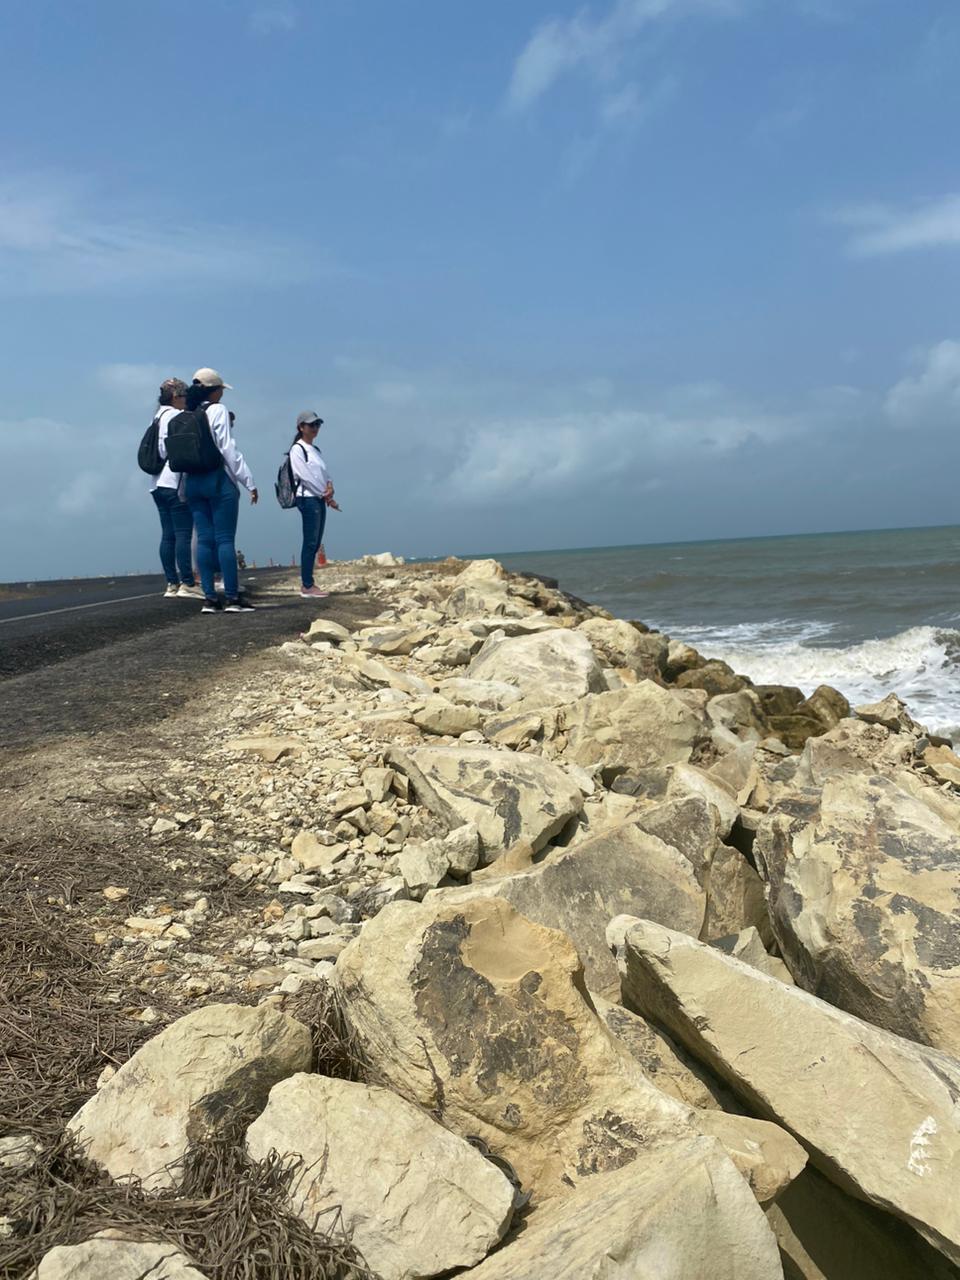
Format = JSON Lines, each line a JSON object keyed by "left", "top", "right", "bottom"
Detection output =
{"left": 137, "top": 414, "right": 165, "bottom": 475}
{"left": 164, "top": 407, "right": 223, "bottom": 475}
{"left": 275, "top": 443, "right": 306, "bottom": 509}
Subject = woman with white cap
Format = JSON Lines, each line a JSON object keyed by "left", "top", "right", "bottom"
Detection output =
{"left": 289, "top": 411, "right": 337, "bottom": 599}
{"left": 183, "top": 368, "right": 258, "bottom": 612}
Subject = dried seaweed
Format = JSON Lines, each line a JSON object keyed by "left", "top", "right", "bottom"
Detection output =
{"left": 0, "top": 1128, "right": 377, "bottom": 1280}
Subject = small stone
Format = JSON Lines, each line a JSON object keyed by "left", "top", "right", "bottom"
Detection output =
{"left": 330, "top": 787, "right": 370, "bottom": 816}
{"left": 0, "top": 1134, "right": 42, "bottom": 1172}
{"left": 297, "top": 937, "right": 349, "bottom": 962}
{"left": 124, "top": 916, "right": 168, "bottom": 938}
{"left": 444, "top": 823, "right": 481, "bottom": 877}
{"left": 102, "top": 886, "right": 129, "bottom": 902}
{"left": 398, "top": 841, "right": 450, "bottom": 899}
{"left": 362, "top": 767, "right": 394, "bottom": 801}
{"left": 151, "top": 818, "right": 178, "bottom": 836}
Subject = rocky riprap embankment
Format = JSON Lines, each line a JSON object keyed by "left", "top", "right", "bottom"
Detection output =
{"left": 9, "top": 553, "right": 960, "bottom": 1279}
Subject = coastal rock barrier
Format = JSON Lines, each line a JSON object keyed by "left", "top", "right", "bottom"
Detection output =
{"left": 15, "top": 554, "right": 960, "bottom": 1279}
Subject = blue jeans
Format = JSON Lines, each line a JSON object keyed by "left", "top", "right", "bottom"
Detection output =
{"left": 296, "top": 496, "right": 327, "bottom": 588}
{"left": 185, "top": 469, "right": 240, "bottom": 598}
{"left": 152, "top": 487, "right": 195, "bottom": 586}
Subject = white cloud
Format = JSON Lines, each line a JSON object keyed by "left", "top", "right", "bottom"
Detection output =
{"left": 506, "top": 0, "right": 737, "bottom": 112}
{"left": 98, "top": 363, "right": 176, "bottom": 406}
{"left": 435, "top": 404, "right": 787, "bottom": 505}
{"left": 374, "top": 381, "right": 417, "bottom": 405}
{"left": 249, "top": 4, "right": 297, "bottom": 36}
{"left": 834, "top": 194, "right": 960, "bottom": 256}
{"left": 58, "top": 470, "right": 109, "bottom": 516}
{"left": 885, "top": 340, "right": 960, "bottom": 427}
{"left": 0, "top": 175, "right": 335, "bottom": 294}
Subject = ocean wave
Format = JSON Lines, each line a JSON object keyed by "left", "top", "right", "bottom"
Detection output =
{"left": 671, "top": 623, "right": 960, "bottom": 740}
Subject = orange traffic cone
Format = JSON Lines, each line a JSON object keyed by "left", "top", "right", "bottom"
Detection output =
{"left": 316, "top": 543, "right": 328, "bottom": 568}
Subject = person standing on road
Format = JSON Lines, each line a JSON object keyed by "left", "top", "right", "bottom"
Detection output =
{"left": 151, "top": 378, "right": 203, "bottom": 600}
{"left": 183, "top": 368, "right": 258, "bottom": 613}
{"left": 289, "top": 411, "right": 338, "bottom": 599}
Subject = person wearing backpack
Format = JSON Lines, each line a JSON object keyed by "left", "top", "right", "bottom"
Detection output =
{"left": 289, "top": 411, "right": 337, "bottom": 599}
{"left": 149, "top": 378, "right": 203, "bottom": 599}
{"left": 177, "top": 368, "right": 258, "bottom": 613}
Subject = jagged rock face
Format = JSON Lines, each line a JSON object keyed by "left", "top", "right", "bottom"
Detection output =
{"left": 755, "top": 769, "right": 960, "bottom": 1056}
{"left": 561, "top": 682, "right": 705, "bottom": 782}
{"left": 576, "top": 617, "right": 668, "bottom": 680}
{"left": 333, "top": 896, "right": 797, "bottom": 1211}
{"left": 426, "top": 820, "right": 706, "bottom": 997}
{"left": 67, "top": 1005, "right": 312, "bottom": 1189}
{"left": 246, "top": 1074, "right": 515, "bottom": 1280}
{"left": 386, "top": 744, "right": 583, "bottom": 861}
{"left": 35, "top": 1238, "right": 207, "bottom": 1279}
{"left": 462, "top": 1137, "right": 784, "bottom": 1280}
{"left": 467, "top": 628, "right": 606, "bottom": 708}
{"left": 612, "top": 918, "right": 960, "bottom": 1266}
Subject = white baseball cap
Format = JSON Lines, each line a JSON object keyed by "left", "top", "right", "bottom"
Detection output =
{"left": 192, "top": 367, "right": 233, "bottom": 390}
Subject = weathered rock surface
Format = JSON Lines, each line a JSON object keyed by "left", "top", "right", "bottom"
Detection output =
{"left": 67, "top": 1004, "right": 311, "bottom": 1189}
{"left": 467, "top": 629, "right": 605, "bottom": 707}
{"left": 561, "top": 682, "right": 704, "bottom": 781}
{"left": 428, "top": 820, "right": 705, "bottom": 996}
{"left": 34, "top": 1237, "right": 207, "bottom": 1279}
{"left": 412, "top": 697, "right": 482, "bottom": 737}
{"left": 334, "top": 896, "right": 786, "bottom": 1209}
{"left": 437, "top": 677, "right": 522, "bottom": 711}
{"left": 246, "top": 1074, "right": 514, "bottom": 1280}
{"left": 756, "top": 769, "right": 960, "bottom": 1055}
{"left": 576, "top": 617, "right": 668, "bottom": 680}
{"left": 386, "top": 744, "right": 582, "bottom": 860}
{"left": 225, "top": 736, "right": 305, "bottom": 763}
{"left": 714, "top": 926, "right": 794, "bottom": 984}
{"left": 461, "top": 1136, "right": 784, "bottom": 1280}
{"left": 612, "top": 918, "right": 960, "bottom": 1265}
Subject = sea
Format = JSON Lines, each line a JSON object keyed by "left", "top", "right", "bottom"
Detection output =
{"left": 492, "top": 525, "right": 960, "bottom": 742}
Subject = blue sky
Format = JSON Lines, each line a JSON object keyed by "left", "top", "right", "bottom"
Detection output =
{"left": 2, "top": 0, "right": 960, "bottom": 579}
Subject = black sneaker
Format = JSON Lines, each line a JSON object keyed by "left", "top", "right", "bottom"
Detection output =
{"left": 201, "top": 597, "right": 222, "bottom": 613}
{"left": 224, "top": 595, "right": 256, "bottom": 612}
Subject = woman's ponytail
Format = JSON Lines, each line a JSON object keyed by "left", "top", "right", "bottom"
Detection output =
{"left": 185, "top": 381, "right": 209, "bottom": 412}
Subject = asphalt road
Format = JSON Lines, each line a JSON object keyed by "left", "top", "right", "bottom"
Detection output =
{"left": 0, "top": 570, "right": 380, "bottom": 751}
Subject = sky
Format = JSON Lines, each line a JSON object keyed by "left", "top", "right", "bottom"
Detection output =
{"left": 2, "top": 0, "right": 960, "bottom": 580}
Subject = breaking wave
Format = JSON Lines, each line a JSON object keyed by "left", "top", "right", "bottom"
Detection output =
{"left": 671, "top": 622, "right": 960, "bottom": 740}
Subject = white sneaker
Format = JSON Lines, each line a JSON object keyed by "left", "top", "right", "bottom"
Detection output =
{"left": 177, "top": 584, "right": 205, "bottom": 599}
{"left": 163, "top": 584, "right": 179, "bottom": 599}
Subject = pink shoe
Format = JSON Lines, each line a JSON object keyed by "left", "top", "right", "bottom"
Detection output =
{"left": 300, "top": 586, "right": 329, "bottom": 598}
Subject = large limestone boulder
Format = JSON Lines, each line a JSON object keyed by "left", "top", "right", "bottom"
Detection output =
{"left": 612, "top": 918, "right": 960, "bottom": 1265}
{"left": 789, "top": 717, "right": 917, "bottom": 789}
{"left": 246, "top": 1074, "right": 514, "bottom": 1280}
{"left": 35, "top": 1238, "right": 206, "bottom": 1279}
{"left": 426, "top": 820, "right": 706, "bottom": 996}
{"left": 67, "top": 1004, "right": 311, "bottom": 1189}
{"left": 333, "top": 896, "right": 800, "bottom": 1211}
{"left": 462, "top": 1136, "right": 784, "bottom": 1280}
{"left": 561, "top": 682, "right": 704, "bottom": 782}
{"left": 576, "top": 617, "right": 668, "bottom": 680}
{"left": 467, "top": 628, "right": 605, "bottom": 708}
{"left": 386, "top": 744, "right": 582, "bottom": 860}
{"left": 437, "top": 676, "right": 522, "bottom": 711}
{"left": 755, "top": 769, "right": 960, "bottom": 1056}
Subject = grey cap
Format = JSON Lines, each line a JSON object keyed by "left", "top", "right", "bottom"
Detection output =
{"left": 296, "top": 411, "right": 323, "bottom": 427}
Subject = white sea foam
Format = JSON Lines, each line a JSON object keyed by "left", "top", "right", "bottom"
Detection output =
{"left": 670, "top": 623, "right": 960, "bottom": 740}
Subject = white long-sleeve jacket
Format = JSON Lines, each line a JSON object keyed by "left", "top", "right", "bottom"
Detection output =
{"left": 206, "top": 403, "right": 255, "bottom": 492}
{"left": 289, "top": 440, "right": 332, "bottom": 499}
